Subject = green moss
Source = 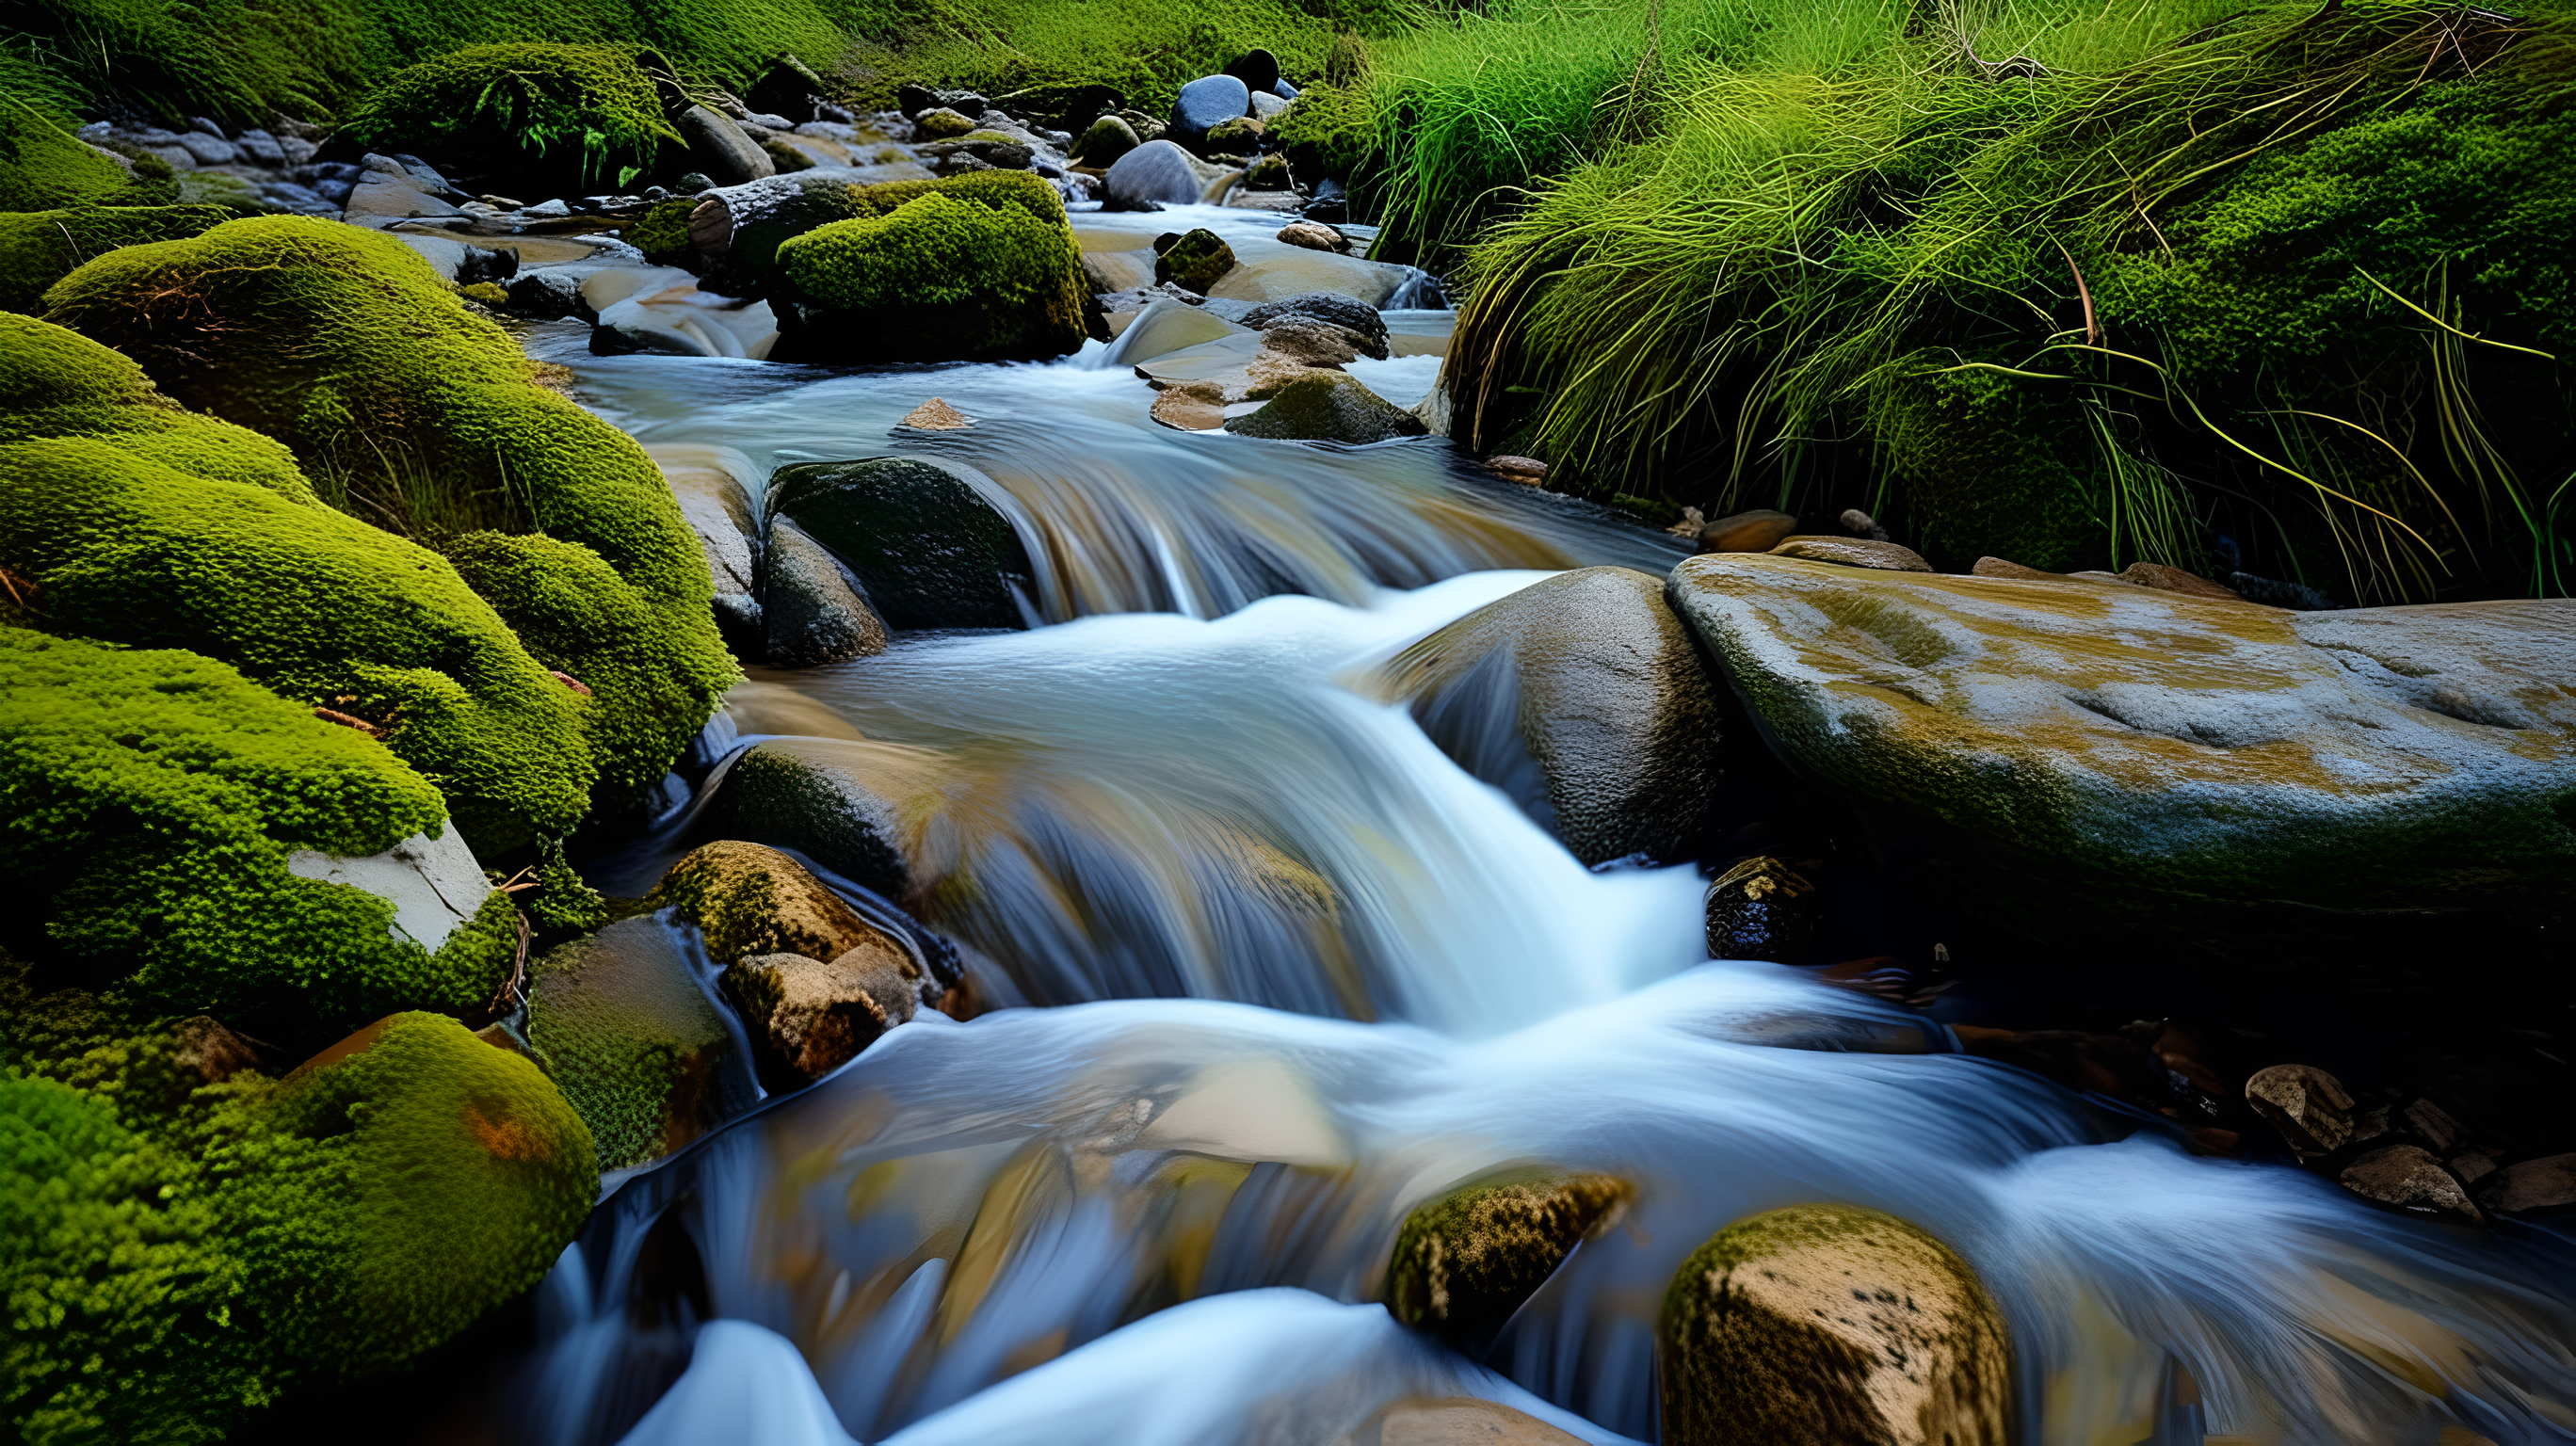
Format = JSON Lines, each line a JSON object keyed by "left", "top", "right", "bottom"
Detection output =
{"left": 1275, "top": 81, "right": 1380, "bottom": 184}
{"left": 523, "top": 917, "right": 751, "bottom": 1170}
{"left": 41, "top": 217, "right": 735, "bottom": 818}
{"left": 1868, "top": 364, "right": 2107, "bottom": 572}
{"left": 0, "top": 94, "right": 164, "bottom": 212}
{"left": 626, "top": 193, "right": 700, "bottom": 259}
{"left": 0, "top": 204, "right": 227, "bottom": 316}
{"left": 773, "top": 169, "right": 1087, "bottom": 362}
{"left": 0, "top": 629, "right": 529, "bottom": 1025}
{"left": 340, "top": 43, "right": 682, "bottom": 193}
{"left": 0, "top": 309, "right": 308, "bottom": 500}
{"left": 1155, "top": 227, "right": 1235, "bottom": 294}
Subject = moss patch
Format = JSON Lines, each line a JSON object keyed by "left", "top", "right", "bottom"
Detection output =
{"left": 523, "top": 917, "right": 752, "bottom": 1170}
{"left": 339, "top": 43, "right": 682, "bottom": 194}
{"left": 0, "top": 94, "right": 162, "bottom": 211}
{"left": 0, "top": 203, "right": 228, "bottom": 315}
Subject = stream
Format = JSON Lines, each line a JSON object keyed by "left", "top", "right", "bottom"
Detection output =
{"left": 499, "top": 209, "right": 2576, "bottom": 1446}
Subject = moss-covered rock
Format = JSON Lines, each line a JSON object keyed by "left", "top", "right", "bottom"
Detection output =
{"left": 1659, "top": 1205, "right": 2010, "bottom": 1446}
{"left": 0, "top": 203, "right": 227, "bottom": 314}
{"left": 647, "top": 839, "right": 889, "bottom": 964}
{"left": 41, "top": 218, "right": 736, "bottom": 825}
{"left": 1275, "top": 81, "right": 1380, "bottom": 185}
{"left": 338, "top": 43, "right": 682, "bottom": 194}
{"left": 0, "top": 95, "right": 167, "bottom": 211}
{"left": 1387, "top": 1168, "right": 1632, "bottom": 1357}
{"left": 1156, "top": 227, "right": 1236, "bottom": 292}
{"left": 697, "top": 741, "right": 913, "bottom": 901}
{"left": 0, "top": 629, "right": 521, "bottom": 1026}
{"left": 0, "top": 309, "right": 310, "bottom": 500}
{"left": 1224, "top": 371, "right": 1427, "bottom": 443}
{"left": 771, "top": 169, "right": 1090, "bottom": 363}
{"left": 523, "top": 915, "right": 755, "bottom": 1171}
{"left": 627, "top": 193, "right": 701, "bottom": 262}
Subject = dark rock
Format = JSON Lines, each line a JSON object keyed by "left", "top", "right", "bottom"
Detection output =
{"left": 744, "top": 55, "right": 827, "bottom": 125}
{"left": 762, "top": 515, "right": 890, "bottom": 668}
{"left": 1201, "top": 116, "right": 1264, "bottom": 156}
{"left": 504, "top": 268, "right": 583, "bottom": 319}
{"left": 1223, "top": 48, "right": 1282, "bottom": 97}
{"left": 1104, "top": 139, "right": 1215, "bottom": 209}
{"left": 766, "top": 457, "right": 1031, "bottom": 631}
{"left": 1243, "top": 153, "right": 1294, "bottom": 189}
{"left": 524, "top": 915, "right": 760, "bottom": 1171}
{"left": 2481, "top": 1154, "right": 2576, "bottom": 1216}
{"left": 1241, "top": 291, "right": 1388, "bottom": 347}
{"left": 1387, "top": 1169, "right": 1631, "bottom": 1357}
{"left": 2225, "top": 570, "right": 2342, "bottom": 611}
{"left": 1697, "top": 507, "right": 1797, "bottom": 553}
{"left": 1840, "top": 506, "right": 1892, "bottom": 541}
{"left": 1224, "top": 372, "right": 1426, "bottom": 443}
{"left": 1703, "top": 856, "right": 1821, "bottom": 962}
{"left": 676, "top": 104, "right": 775, "bottom": 185}
{"left": 2341, "top": 1144, "right": 2484, "bottom": 1224}
{"left": 1155, "top": 228, "right": 1236, "bottom": 293}
{"left": 725, "top": 940, "right": 928, "bottom": 1090}
{"left": 2245, "top": 1063, "right": 2356, "bottom": 1158}
{"left": 1071, "top": 115, "right": 1140, "bottom": 167}
{"left": 700, "top": 740, "right": 912, "bottom": 899}
{"left": 1370, "top": 568, "right": 1728, "bottom": 866}
{"left": 1660, "top": 1205, "right": 2011, "bottom": 1446}
{"left": 235, "top": 130, "right": 286, "bottom": 168}
{"left": 256, "top": 181, "right": 334, "bottom": 214}
{"left": 1171, "top": 73, "right": 1253, "bottom": 142}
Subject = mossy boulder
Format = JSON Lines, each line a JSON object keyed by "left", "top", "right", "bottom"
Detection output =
{"left": 0, "top": 309, "right": 310, "bottom": 500}
{"left": 1276, "top": 82, "right": 1381, "bottom": 185}
{"left": 1387, "top": 1168, "right": 1632, "bottom": 1357}
{"left": 1224, "top": 372, "right": 1427, "bottom": 443}
{"left": 41, "top": 218, "right": 736, "bottom": 828}
{"left": 1071, "top": 114, "right": 1141, "bottom": 166}
{"left": 1366, "top": 567, "right": 1727, "bottom": 866}
{"left": 1659, "top": 1205, "right": 2010, "bottom": 1446}
{"left": 696, "top": 741, "right": 913, "bottom": 902}
{"left": 647, "top": 838, "right": 891, "bottom": 965}
{"left": 1156, "top": 227, "right": 1237, "bottom": 292}
{"left": 0, "top": 203, "right": 226, "bottom": 313}
{"left": 338, "top": 43, "right": 682, "bottom": 195}
{"left": 765, "top": 456, "right": 1031, "bottom": 631}
{"left": 0, "top": 96, "right": 168, "bottom": 211}
{"left": 770, "top": 169, "right": 1090, "bottom": 363}
{"left": 523, "top": 915, "right": 756, "bottom": 1171}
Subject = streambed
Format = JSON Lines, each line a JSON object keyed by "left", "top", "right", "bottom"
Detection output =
{"left": 500, "top": 266, "right": 2576, "bottom": 1446}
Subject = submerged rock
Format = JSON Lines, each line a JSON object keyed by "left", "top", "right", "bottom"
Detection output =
{"left": 1369, "top": 567, "right": 1728, "bottom": 865}
{"left": 725, "top": 938, "right": 930, "bottom": 1089}
{"left": 524, "top": 915, "right": 758, "bottom": 1170}
{"left": 1663, "top": 554, "right": 2576, "bottom": 938}
{"left": 762, "top": 514, "right": 889, "bottom": 668}
{"left": 1702, "top": 856, "right": 1822, "bottom": 962}
{"left": 766, "top": 456, "right": 1031, "bottom": 630}
{"left": 1387, "top": 1169, "right": 1633, "bottom": 1356}
{"left": 1659, "top": 1205, "right": 2011, "bottom": 1446}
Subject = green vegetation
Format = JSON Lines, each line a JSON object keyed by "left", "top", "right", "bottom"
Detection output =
{"left": 41, "top": 217, "right": 736, "bottom": 818}
{"left": 774, "top": 167, "right": 1088, "bottom": 362}
{"left": 0, "top": 203, "right": 221, "bottom": 317}
{"left": 524, "top": 920, "right": 750, "bottom": 1169}
{"left": 1424, "top": 0, "right": 2576, "bottom": 600}
{"left": 0, "top": 93, "right": 170, "bottom": 210}
{"left": 338, "top": 43, "right": 681, "bottom": 192}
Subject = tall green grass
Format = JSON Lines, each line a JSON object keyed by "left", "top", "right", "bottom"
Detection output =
{"left": 1436, "top": 0, "right": 2576, "bottom": 601}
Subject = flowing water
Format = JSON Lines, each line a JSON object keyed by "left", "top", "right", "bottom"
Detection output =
{"left": 508, "top": 277, "right": 2576, "bottom": 1446}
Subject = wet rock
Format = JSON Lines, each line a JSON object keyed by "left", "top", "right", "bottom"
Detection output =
{"left": 1105, "top": 138, "right": 1227, "bottom": 209}
{"left": 1278, "top": 220, "right": 1349, "bottom": 252}
{"left": 1204, "top": 244, "right": 1414, "bottom": 307}
{"left": 762, "top": 515, "right": 889, "bottom": 668}
{"left": 1071, "top": 114, "right": 1139, "bottom": 167}
{"left": 1156, "top": 228, "right": 1237, "bottom": 293}
{"left": 1703, "top": 856, "right": 1821, "bottom": 962}
{"left": 1387, "top": 1169, "right": 1633, "bottom": 1356}
{"left": 1329, "top": 1398, "right": 1586, "bottom": 1446}
{"left": 1171, "top": 73, "right": 1253, "bottom": 142}
{"left": 1660, "top": 1205, "right": 2011, "bottom": 1446}
{"left": 1242, "top": 291, "right": 1388, "bottom": 349}
{"left": 648, "top": 839, "right": 894, "bottom": 966}
{"left": 654, "top": 443, "right": 764, "bottom": 657}
{"left": 898, "top": 396, "right": 974, "bottom": 430}
{"left": 699, "top": 740, "right": 913, "bottom": 899}
{"left": 1697, "top": 507, "right": 1797, "bottom": 553}
{"left": 2341, "top": 1145, "right": 2484, "bottom": 1224}
{"left": 525, "top": 915, "right": 760, "bottom": 1170}
{"left": 1367, "top": 568, "right": 1726, "bottom": 865}
{"left": 1225, "top": 372, "right": 1426, "bottom": 443}
{"left": 1257, "top": 317, "right": 1371, "bottom": 369}
{"left": 1487, "top": 456, "right": 1547, "bottom": 486}
{"left": 766, "top": 457, "right": 1032, "bottom": 631}
{"left": 1201, "top": 115, "right": 1265, "bottom": 156}
{"left": 284, "top": 826, "right": 495, "bottom": 953}
{"left": 341, "top": 156, "right": 466, "bottom": 228}
{"left": 2118, "top": 560, "right": 2244, "bottom": 602}
{"left": 2481, "top": 1154, "right": 2576, "bottom": 1216}
{"left": 1769, "top": 535, "right": 1932, "bottom": 572}
{"left": 505, "top": 268, "right": 583, "bottom": 319}
{"left": 676, "top": 104, "right": 775, "bottom": 185}
{"left": 912, "top": 106, "right": 977, "bottom": 140}
{"left": 1661, "top": 554, "right": 2576, "bottom": 929}
{"left": 1150, "top": 384, "right": 1228, "bottom": 431}
{"left": 725, "top": 940, "right": 927, "bottom": 1089}
{"left": 1104, "top": 297, "right": 1253, "bottom": 366}
{"left": 170, "top": 1015, "right": 260, "bottom": 1083}
{"left": 1241, "top": 153, "right": 1294, "bottom": 190}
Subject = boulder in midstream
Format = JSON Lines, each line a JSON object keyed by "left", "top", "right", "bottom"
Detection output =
{"left": 725, "top": 937, "right": 931, "bottom": 1090}
{"left": 1659, "top": 1204, "right": 2011, "bottom": 1446}
{"left": 695, "top": 739, "right": 920, "bottom": 901}
{"left": 1365, "top": 567, "right": 1727, "bottom": 865}
{"left": 765, "top": 456, "right": 1032, "bottom": 631}
{"left": 761, "top": 513, "right": 889, "bottom": 668}
{"left": 1386, "top": 1168, "right": 1633, "bottom": 1357}
{"left": 1155, "top": 227, "right": 1237, "bottom": 293}
{"left": 1662, "top": 554, "right": 2576, "bottom": 948}
{"left": 523, "top": 915, "right": 760, "bottom": 1171}
{"left": 1223, "top": 372, "right": 1425, "bottom": 444}
{"left": 649, "top": 838, "right": 894, "bottom": 966}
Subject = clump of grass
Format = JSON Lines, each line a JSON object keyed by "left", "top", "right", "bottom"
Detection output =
{"left": 1442, "top": 0, "right": 2576, "bottom": 601}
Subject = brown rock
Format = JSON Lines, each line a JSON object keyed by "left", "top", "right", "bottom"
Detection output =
{"left": 1277, "top": 220, "right": 1349, "bottom": 253}
{"left": 1150, "top": 383, "right": 1229, "bottom": 431}
{"left": 1768, "top": 535, "right": 1933, "bottom": 572}
{"left": 1330, "top": 1397, "right": 1586, "bottom": 1446}
{"left": 1971, "top": 555, "right": 2064, "bottom": 581}
{"left": 2341, "top": 1144, "right": 2484, "bottom": 1224}
{"left": 647, "top": 839, "right": 886, "bottom": 965}
{"left": 726, "top": 940, "right": 927, "bottom": 1088}
{"left": 170, "top": 1015, "right": 260, "bottom": 1083}
{"left": 2118, "top": 560, "right": 2244, "bottom": 601}
{"left": 1257, "top": 317, "right": 1368, "bottom": 369}
{"left": 1387, "top": 1169, "right": 1633, "bottom": 1355}
{"left": 2245, "top": 1063, "right": 2354, "bottom": 1158}
{"left": 2481, "top": 1153, "right": 2576, "bottom": 1215}
{"left": 899, "top": 396, "right": 974, "bottom": 430}
{"left": 1697, "top": 507, "right": 1797, "bottom": 554}
{"left": 1702, "top": 856, "right": 1821, "bottom": 962}
{"left": 1487, "top": 455, "right": 1547, "bottom": 486}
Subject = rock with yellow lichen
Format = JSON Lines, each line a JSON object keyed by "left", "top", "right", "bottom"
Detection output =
{"left": 1664, "top": 553, "right": 2576, "bottom": 940}
{"left": 1385, "top": 1167, "right": 1633, "bottom": 1356}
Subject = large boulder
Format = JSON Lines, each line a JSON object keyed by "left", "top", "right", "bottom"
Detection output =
{"left": 1170, "top": 73, "right": 1253, "bottom": 143}
{"left": 1663, "top": 554, "right": 2576, "bottom": 942}
{"left": 0, "top": 204, "right": 225, "bottom": 313}
{"left": 1367, "top": 568, "right": 1728, "bottom": 865}
{"left": 1104, "top": 139, "right": 1231, "bottom": 209}
{"left": 1659, "top": 1205, "right": 2011, "bottom": 1446}
{"left": 765, "top": 456, "right": 1031, "bottom": 631}
{"left": 523, "top": 916, "right": 758, "bottom": 1171}
{"left": 768, "top": 169, "right": 1091, "bottom": 363}
{"left": 677, "top": 104, "right": 776, "bottom": 185}
{"left": 1386, "top": 1169, "right": 1633, "bottom": 1356}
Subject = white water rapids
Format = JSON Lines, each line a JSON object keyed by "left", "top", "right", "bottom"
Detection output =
{"left": 509, "top": 309, "right": 2576, "bottom": 1446}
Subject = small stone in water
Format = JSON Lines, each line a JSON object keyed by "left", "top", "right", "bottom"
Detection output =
{"left": 1487, "top": 455, "right": 1547, "bottom": 485}
{"left": 2245, "top": 1063, "right": 2355, "bottom": 1157}
{"left": 1697, "top": 506, "right": 1797, "bottom": 554}
{"left": 898, "top": 396, "right": 974, "bottom": 430}
{"left": 1277, "top": 220, "right": 1346, "bottom": 252}
{"left": 1702, "top": 855, "right": 1820, "bottom": 963}
{"left": 2341, "top": 1144, "right": 2484, "bottom": 1224}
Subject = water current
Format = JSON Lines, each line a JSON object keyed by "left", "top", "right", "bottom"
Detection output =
{"left": 511, "top": 206, "right": 2576, "bottom": 1446}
